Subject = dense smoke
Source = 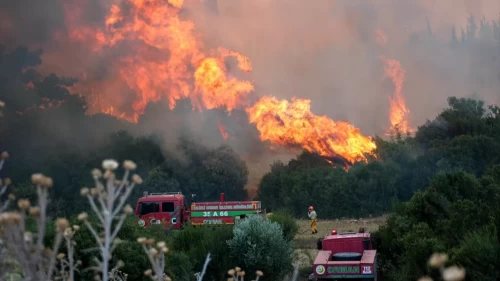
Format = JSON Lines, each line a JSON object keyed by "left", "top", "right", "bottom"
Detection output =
{"left": 190, "top": 0, "right": 500, "bottom": 134}
{"left": 1, "top": 0, "right": 499, "bottom": 193}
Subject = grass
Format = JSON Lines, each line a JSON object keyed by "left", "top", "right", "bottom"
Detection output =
{"left": 294, "top": 215, "right": 387, "bottom": 240}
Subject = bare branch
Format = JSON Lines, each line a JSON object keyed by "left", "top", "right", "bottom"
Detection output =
{"left": 197, "top": 253, "right": 212, "bottom": 281}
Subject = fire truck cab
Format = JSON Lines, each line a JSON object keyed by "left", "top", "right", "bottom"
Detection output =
{"left": 135, "top": 192, "right": 190, "bottom": 229}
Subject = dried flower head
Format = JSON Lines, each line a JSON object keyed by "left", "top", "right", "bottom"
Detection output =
{"left": 418, "top": 277, "right": 433, "bottom": 281}
{"left": 103, "top": 170, "right": 114, "bottom": 180}
{"left": 57, "top": 253, "right": 66, "bottom": 259}
{"left": 123, "top": 160, "right": 137, "bottom": 170}
{"left": 157, "top": 241, "right": 166, "bottom": 248}
{"left": 164, "top": 276, "right": 172, "bottom": 281}
{"left": 227, "top": 269, "right": 236, "bottom": 276}
{"left": 7, "top": 194, "right": 15, "bottom": 201}
{"left": 0, "top": 212, "right": 21, "bottom": 225}
{"left": 17, "top": 199, "right": 30, "bottom": 210}
{"left": 41, "top": 176, "right": 53, "bottom": 188}
{"left": 116, "top": 260, "right": 125, "bottom": 268}
{"left": 442, "top": 266, "right": 465, "bottom": 281}
{"left": 64, "top": 227, "right": 73, "bottom": 238}
{"left": 102, "top": 159, "right": 119, "bottom": 170}
{"left": 77, "top": 212, "right": 89, "bottom": 221}
{"left": 144, "top": 269, "right": 152, "bottom": 277}
{"left": 31, "top": 173, "right": 44, "bottom": 185}
{"left": 150, "top": 247, "right": 158, "bottom": 256}
{"left": 91, "top": 168, "right": 102, "bottom": 178}
{"left": 0, "top": 101, "right": 4, "bottom": 108}
{"left": 132, "top": 174, "right": 143, "bottom": 185}
{"left": 255, "top": 270, "right": 263, "bottom": 277}
{"left": 56, "top": 218, "right": 69, "bottom": 232}
{"left": 29, "top": 206, "right": 41, "bottom": 217}
{"left": 123, "top": 204, "right": 134, "bottom": 215}
{"left": 146, "top": 238, "right": 155, "bottom": 245}
{"left": 137, "top": 237, "right": 147, "bottom": 244}
{"left": 73, "top": 225, "right": 80, "bottom": 231}
{"left": 428, "top": 253, "right": 448, "bottom": 268}
{"left": 235, "top": 267, "right": 241, "bottom": 272}
{"left": 80, "top": 187, "right": 89, "bottom": 196}
{"left": 24, "top": 231, "right": 33, "bottom": 242}
{"left": 4, "top": 178, "right": 11, "bottom": 185}
{"left": 1, "top": 151, "right": 8, "bottom": 160}
{"left": 237, "top": 271, "right": 245, "bottom": 277}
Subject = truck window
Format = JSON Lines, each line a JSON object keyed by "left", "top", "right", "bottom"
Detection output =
{"left": 162, "top": 202, "right": 175, "bottom": 212}
{"left": 138, "top": 202, "right": 159, "bottom": 215}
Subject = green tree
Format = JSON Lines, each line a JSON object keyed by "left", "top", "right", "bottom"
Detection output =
{"left": 227, "top": 215, "right": 293, "bottom": 280}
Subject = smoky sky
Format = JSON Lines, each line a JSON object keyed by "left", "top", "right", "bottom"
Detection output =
{"left": 2, "top": 0, "right": 499, "bottom": 132}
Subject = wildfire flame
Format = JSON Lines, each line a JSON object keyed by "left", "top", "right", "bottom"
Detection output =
{"left": 58, "top": 0, "right": 253, "bottom": 122}
{"left": 375, "top": 29, "right": 388, "bottom": 46}
{"left": 246, "top": 96, "right": 377, "bottom": 163}
{"left": 217, "top": 118, "right": 229, "bottom": 140}
{"left": 16, "top": 98, "right": 66, "bottom": 116}
{"left": 23, "top": 0, "right": 378, "bottom": 165}
{"left": 381, "top": 57, "right": 414, "bottom": 135}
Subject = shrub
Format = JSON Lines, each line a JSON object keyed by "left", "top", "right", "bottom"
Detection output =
{"left": 267, "top": 210, "right": 299, "bottom": 242}
{"left": 227, "top": 215, "right": 294, "bottom": 280}
{"left": 171, "top": 225, "right": 234, "bottom": 281}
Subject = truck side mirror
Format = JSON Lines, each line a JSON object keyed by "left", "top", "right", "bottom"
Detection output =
{"left": 317, "top": 238, "right": 323, "bottom": 250}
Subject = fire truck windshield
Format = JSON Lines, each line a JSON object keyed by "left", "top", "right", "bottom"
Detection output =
{"left": 138, "top": 202, "right": 159, "bottom": 215}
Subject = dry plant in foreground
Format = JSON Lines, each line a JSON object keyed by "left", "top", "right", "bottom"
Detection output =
{"left": 0, "top": 173, "right": 75, "bottom": 281}
{"left": 109, "top": 269, "right": 128, "bottom": 281}
{"left": 0, "top": 152, "right": 12, "bottom": 213}
{"left": 77, "top": 159, "right": 141, "bottom": 281}
{"left": 418, "top": 253, "right": 466, "bottom": 281}
{"left": 226, "top": 262, "right": 299, "bottom": 281}
{"left": 0, "top": 150, "right": 14, "bottom": 280}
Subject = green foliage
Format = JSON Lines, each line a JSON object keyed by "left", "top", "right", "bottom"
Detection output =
{"left": 451, "top": 227, "right": 500, "bottom": 281}
{"left": 378, "top": 168, "right": 500, "bottom": 281}
{"left": 171, "top": 225, "right": 234, "bottom": 281}
{"left": 267, "top": 210, "right": 299, "bottom": 242}
{"left": 258, "top": 96, "right": 500, "bottom": 219}
{"left": 227, "top": 215, "right": 293, "bottom": 280}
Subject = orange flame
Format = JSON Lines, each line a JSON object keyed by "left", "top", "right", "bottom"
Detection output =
{"left": 16, "top": 98, "right": 65, "bottom": 116}
{"left": 57, "top": 0, "right": 252, "bottom": 122}
{"left": 375, "top": 29, "right": 388, "bottom": 46}
{"left": 381, "top": 57, "right": 414, "bottom": 135}
{"left": 246, "top": 96, "right": 377, "bottom": 163}
{"left": 36, "top": 0, "right": 378, "bottom": 165}
{"left": 217, "top": 118, "right": 229, "bottom": 140}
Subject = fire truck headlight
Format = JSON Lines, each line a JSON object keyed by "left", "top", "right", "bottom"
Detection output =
{"left": 138, "top": 219, "right": 145, "bottom": 227}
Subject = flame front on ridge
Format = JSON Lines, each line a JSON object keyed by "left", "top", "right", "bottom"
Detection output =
{"left": 246, "top": 96, "right": 377, "bottom": 163}
{"left": 36, "top": 0, "right": 377, "bottom": 163}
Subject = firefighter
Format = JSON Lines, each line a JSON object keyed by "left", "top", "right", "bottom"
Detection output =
{"left": 308, "top": 206, "right": 318, "bottom": 234}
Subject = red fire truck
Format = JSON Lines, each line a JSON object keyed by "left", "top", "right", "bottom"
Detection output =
{"left": 134, "top": 191, "right": 262, "bottom": 229}
{"left": 309, "top": 228, "right": 380, "bottom": 281}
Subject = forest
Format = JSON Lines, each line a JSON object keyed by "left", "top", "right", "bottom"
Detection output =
{"left": 0, "top": 12, "right": 500, "bottom": 281}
